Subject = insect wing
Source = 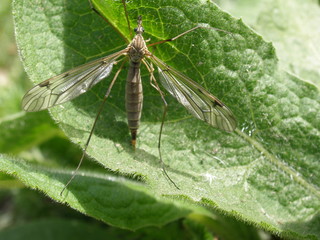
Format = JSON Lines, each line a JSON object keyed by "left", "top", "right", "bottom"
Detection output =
{"left": 22, "top": 50, "right": 126, "bottom": 112}
{"left": 151, "top": 56, "right": 237, "bottom": 132}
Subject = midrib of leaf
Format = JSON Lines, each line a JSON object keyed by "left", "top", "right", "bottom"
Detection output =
{"left": 236, "top": 129, "right": 320, "bottom": 199}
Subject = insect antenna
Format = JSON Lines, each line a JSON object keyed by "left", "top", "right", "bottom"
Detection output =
{"left": 60, "top": 60, "right": 126, "bottom": 196}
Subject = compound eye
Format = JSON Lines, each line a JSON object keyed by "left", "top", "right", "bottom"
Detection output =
{"left": 134, "top": 27, "right": 138, "bottom": 32}
{"left": 141, "top": 27, "right": 145, "bottom": 32}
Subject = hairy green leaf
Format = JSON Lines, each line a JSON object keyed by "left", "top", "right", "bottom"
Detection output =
{"left": 9, "top": 0, "right": 320, "bottom": 239}
{"left": 0, "top": 154, "right": 191, "bottom": 230}
{"left": 218, "top": 0, "right": 320, "bottom": 86}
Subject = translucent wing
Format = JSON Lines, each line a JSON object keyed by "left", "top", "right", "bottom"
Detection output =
{"left": 150, "top": 55, "right": 237, "bottom": 132}
{"left": 22, "top": 50, "right": 127, "bottom": 112}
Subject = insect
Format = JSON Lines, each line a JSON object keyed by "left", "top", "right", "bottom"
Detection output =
{"left": 22, "top": 1, "right": 237, "bottom": 191}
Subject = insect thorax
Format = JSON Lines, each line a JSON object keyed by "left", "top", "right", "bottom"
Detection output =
{"left": 128, "top": 35, "right": 147, "bottom": 63}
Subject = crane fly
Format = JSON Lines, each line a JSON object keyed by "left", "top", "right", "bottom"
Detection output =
{"left": 22, "top": 1, "right": 237, "bottom": 192}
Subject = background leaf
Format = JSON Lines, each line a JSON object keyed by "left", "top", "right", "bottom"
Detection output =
{"left": 2, "top": 0, "right": 319, "bottom": 239}
{"left": 218, "top": 0, "right": 320, "bottom": 87}
{"left": 0, "top": 154, "right": 191, "bottom": 230}
{"left": 0, "top": 111, "right": 60, "bottom": 154}
{"left": 0, "top": 217, "right": 222, "bottom": 240}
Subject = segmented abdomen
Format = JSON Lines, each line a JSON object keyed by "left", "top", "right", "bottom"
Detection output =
{"left": 125, "top": 61, "right": 143, "bottom": 144}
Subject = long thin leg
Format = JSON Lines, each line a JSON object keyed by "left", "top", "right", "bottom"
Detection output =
{"left": 88, "top": 0, "right": 129, "bottom": 43}
{"left": 121, "top": 0, "right": 132, "bottom": 38}
{"left": 147, "top": 26, "right": 232, "bottom": 47}
{"left": 60, "top": 60, "right": 126, "bottom": 196}
{"left": 143, "top": 59, "right": 180, "bottom": 190}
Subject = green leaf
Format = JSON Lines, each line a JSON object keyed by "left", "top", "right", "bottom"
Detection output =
{"left": 0, "top": 219, "right": 110, "bottom": 240}
{"left": 0, "top": 111, "right": 60, "bottom": 153}
{"left": 217, "top": 0, "right": 320, "bottom": 86}
{"left": 182, "top": 218, "right": 215, "bottom": 240}
{"left": 11, "top": 0, "right": 320, "bottom": 239}
{"left": 0, "top": 154, "right": 191, "bottom": 230}
{"left": 0, "top": 218, "right": 214, "bottom": 240}
{"left": 186, "top": 214, "right": 262, "bottom": 240}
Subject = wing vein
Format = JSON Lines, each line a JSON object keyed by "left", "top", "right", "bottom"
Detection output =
{"left": 149, "top": 55, "right": 236, "bottom": 132}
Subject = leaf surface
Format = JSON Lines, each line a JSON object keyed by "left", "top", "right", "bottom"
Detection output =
{"left": 9, "top": 0, "right": 320, "bottom": 238}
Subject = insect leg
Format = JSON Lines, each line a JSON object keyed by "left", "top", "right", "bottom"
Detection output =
{"left": 60, "top": 60, "right": 126, "bottom": 196}
{"left": 143, "top": 59, "right": 180, "bottom": 190}
{"left": 121, "top": 0, "right": 132, "bottom": 38}
{"left": 147, "top": 26, "right": 232, "bottom": 47}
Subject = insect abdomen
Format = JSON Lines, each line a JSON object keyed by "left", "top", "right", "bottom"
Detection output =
{"left": 125, "top": 61, "right": 143, "bottom": 147}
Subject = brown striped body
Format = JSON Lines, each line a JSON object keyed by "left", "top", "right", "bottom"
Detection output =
{"left": 126, "top": 61, "right": 143, "bottom": 147}
{"left": 125, "top": 19, "right": 149, "bottom": 147}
